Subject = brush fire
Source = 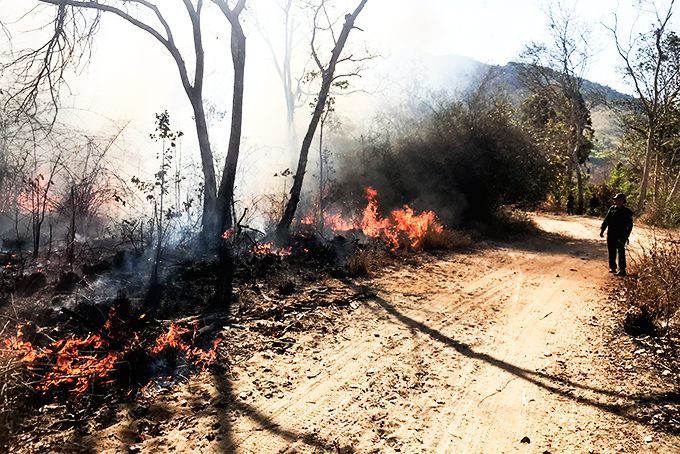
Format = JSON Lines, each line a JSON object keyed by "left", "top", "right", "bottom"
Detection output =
{"left": 2, "top": 308, "right": 221, "bottom": 396}
{"left": 0, "top": 182, "right": 452, "bottom": 454}
{"left": 299, "top": 187, "right": 442, "bottom": 250}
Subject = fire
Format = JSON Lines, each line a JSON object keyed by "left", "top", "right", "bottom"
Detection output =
{"left": 2, "top": 311, "right": 221, "bottom": 394}
{"left": 149, "top": 323, "right": 221, "bottom": 371}
{"left": 222, "top": 228, "right": 233, "bottom": 239}
{"left": 361, "top": 188, "right": 442, "bottom": 249}
{"left": 251, "top": 242, "right": 291, "bottom": 257}
{"left": 297, "top": 187, "right": 442, "bottom": 250}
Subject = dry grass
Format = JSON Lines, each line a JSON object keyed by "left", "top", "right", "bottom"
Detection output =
{"left": 347, "top": 246, "right": 386, "bottom": 276}
{"left": 626, "top": 234, "right": 680, "bottom": 332}
{"left": 420, "top": 225, "right": 472, "bottom": 251}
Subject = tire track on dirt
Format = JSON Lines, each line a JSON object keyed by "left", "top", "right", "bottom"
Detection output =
{"left": 225, "top": 215, "right": 656, "bottom": 454}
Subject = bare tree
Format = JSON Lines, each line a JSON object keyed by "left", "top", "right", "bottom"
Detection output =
{"left": 249, "top": 0, "right": 309, "bottom": 164}
{"left": 605, "top": 0, "right": 680, "bottom": 211}
{"left": 25, "top": 154, "right": 61, "bottom": 258}
{"left": 275, "top": 0, "right": 369, "bottom": 241}
{"left": 15, "top": 1, "right": 223, "bottom": 240}
{"left": 211, "top": 0, "right": 247, "bottom": 235}
{"left": 519, "top": 0, "right": 592, "bottom": 214}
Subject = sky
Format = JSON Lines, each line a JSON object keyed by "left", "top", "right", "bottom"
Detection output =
{"left": 0, "top": 0, "right": 675, "bottom": 191}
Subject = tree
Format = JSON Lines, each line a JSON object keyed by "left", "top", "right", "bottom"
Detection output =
{"left": 275, "top": 0, "right": 369, "bottom": 241}
{"left": 519, "top": 0, "right": 593, "bottom": 214}
{"left": 148, "top": 111, "right": 183, "bottom": 286}
{"left": 212, "top": 0, "right": 247, "bottom": 235}
{"left": 605, "top": 0, "right": 680, "bottom": 211}
{"left": 13, "top": 0, "right": 248, "bottom": 242}
{"left": 25, "top": 155, "right": 60, "bottom": 258}
{"left": 249, "top": 0, "right": 308, "bottom": 162}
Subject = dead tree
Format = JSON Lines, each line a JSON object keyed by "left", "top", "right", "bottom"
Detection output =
{"left": 211, "top": 0, "right": 247, "bottom": 235}
{"left": 519, "top": 0, "right": 592, "bottom": 214}
{"left": 18, "top": 1, "right": 221, "bottom": 241}
{"left": 26, "top": 155, "right": 60, "bottom": 258}
{"left": 605, "top": 0, "right": 679, "bottom": 211}
{"left": 275, "top": 0, "right": 369, "bottom": 241}
{"left": 249, "top": 0, "right": 309, "bottom": 165}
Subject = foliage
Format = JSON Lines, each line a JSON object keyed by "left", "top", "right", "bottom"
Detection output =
{"left": 335, "top": 86, "right": 558, "bottom": 230}
{"left": 639, "top": 199, "right": 680, "bottom": 228}
{"left": 606, "top": 161, "right": 636, "bottom": 190}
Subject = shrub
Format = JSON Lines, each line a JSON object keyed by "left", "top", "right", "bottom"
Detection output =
{"left": 420, "top": 225, "right": 472, "bottom": 251}
{"left": 333, "top": 87, "right": 559, "bottom": 231}
{"left": 347, "top": 246, "right": 385, "bottom": 276}
{"left": 639, "top": 199, "right": 680, "bottom": 229}
{"left": 625, "top": 234, "right": 680, "bottom": 332}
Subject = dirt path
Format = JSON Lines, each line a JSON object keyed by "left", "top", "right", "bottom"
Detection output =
{"left": 83, "top": 214, "right": 679, "bottom": 454}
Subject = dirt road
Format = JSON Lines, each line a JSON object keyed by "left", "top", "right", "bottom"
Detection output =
{"left": 85, "top": 214, "right": 679, "bottom": 454}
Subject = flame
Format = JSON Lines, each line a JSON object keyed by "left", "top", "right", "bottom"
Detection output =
{"left": 222, "top": 228, "right": 233, "bottom": 239}
{"left": 251, "top": 242, "right": 291, "bottom": 257}
{"left": 149, "top": 323, "right": 221, "bottom": 371}
{"left": 149, "top": 323, "right": 192, "bottom": 354}
{"left": 2, "top": 311, "right": 221, "bottom": 394}
{"left": 294, "top": 187, "right": 441, "bottom": 250}
{"left": 359, "top": 187, "right": 442, "bottom": 249}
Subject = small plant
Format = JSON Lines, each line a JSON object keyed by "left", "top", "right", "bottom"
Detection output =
{"left": 487, "top": 206, "right": 539, "bottom": 238}
{"left": 132, "top": 111, "right": 184, "bottom": 286}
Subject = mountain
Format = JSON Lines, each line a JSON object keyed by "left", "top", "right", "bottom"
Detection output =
{"left": 380, "top": 49, "right": 630, "bottom": 105}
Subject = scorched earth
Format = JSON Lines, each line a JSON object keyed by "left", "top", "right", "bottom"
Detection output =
{"left": 11, "top": 214, "right": 680, "bottom": 454}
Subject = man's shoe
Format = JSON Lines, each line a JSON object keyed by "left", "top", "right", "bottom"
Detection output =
{"left": 616, "top": 270, "right": 627, "bottom": 276}
{"left": 609, "top": 269, "right": 617, "bottom": 273}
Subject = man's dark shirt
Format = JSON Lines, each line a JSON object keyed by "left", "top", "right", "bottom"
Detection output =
{"left": 601, "top": 205, "right": 634, "bottom": 239}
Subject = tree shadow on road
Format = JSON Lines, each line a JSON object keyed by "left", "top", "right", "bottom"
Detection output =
{"left": 361, "top": 287, "right": 679, "bottom": 436}
{"left": 487, "top": 228, "right": 609, "bottom": 262}
{"left": 210, "top": 371, "right": 354, "bottom": 454}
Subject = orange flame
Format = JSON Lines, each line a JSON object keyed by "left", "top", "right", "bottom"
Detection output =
{"left": 252, "top": 242, "right": 291, "bottom": 257}
{"left": 2, "top": 312, "right": 221, "bottom": 394}
{"left": 359, "top": 187, "right": 442, "bottom": 249}
{"left": 296, "top": 187, "right": 441, "bottom": 250}
{"left": 149, "top": 323, "right": 221, "bottom": 371}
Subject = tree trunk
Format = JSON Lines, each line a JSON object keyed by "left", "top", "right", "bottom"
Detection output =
{"left": 191, "top": 97, "right": 218, "bottom": 242}
{"left": 318, "top": 123, "right": 324, "bottom": 235}
{"left": 217, "top": 19, "right": 246, "bottom": 235}
{"left": 212, "top": 0, "right": 247, "bottom": 310}
{"left": 637, "top": 123, "right": 655, "bottom": 212}
{"left": 653, "top": 151, "right": 661, "bottom": 204}
{"left": 572, "top": 126, "right": 584, "bottom": 215}
{"left": 667, "top": 168, "right": 680, "bottom": 202}
{"left": 275, "top": 0, "right": 368, "bottom": 242}
{"left": 576, "top": 164, "right": 584, "bottom": 214}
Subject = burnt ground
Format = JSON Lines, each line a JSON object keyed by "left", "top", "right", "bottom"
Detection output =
{"left": 1, "top": 214, "right": 680, "bottom": 453}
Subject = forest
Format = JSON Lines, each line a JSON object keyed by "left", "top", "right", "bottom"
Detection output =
{"left": 0, "top": 0, "right": 679, "bottom": 453}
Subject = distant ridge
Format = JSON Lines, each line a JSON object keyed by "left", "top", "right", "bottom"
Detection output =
{"left": 382, "top": 49, "right": 630, "bottom": 104}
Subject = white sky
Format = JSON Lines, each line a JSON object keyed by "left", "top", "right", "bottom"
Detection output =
{"left": 0, "top": 0, "right": 675, "bottom": 188}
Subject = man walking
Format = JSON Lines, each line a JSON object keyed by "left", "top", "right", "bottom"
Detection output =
{"left": 600, "top": 193, "right": 634, "bottom": 276}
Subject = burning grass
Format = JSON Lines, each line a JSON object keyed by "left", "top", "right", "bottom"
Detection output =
{"left": 0, "top": 301, "right": 221, "bottom": 418}
{"left": 297, "top": 187, "right": 461, "bottom": 252}
{"left": 0, "top": 185, "right": 471, "bottom": 451}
